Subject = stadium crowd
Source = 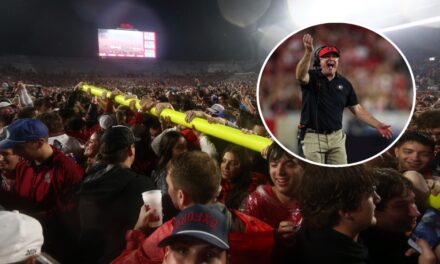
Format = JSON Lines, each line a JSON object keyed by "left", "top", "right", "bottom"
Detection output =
{"left": 413, "top": 59, "right": 440, "bottom": 91}
{"left": 1, "top": 58, "right": 440, "bottom": 264}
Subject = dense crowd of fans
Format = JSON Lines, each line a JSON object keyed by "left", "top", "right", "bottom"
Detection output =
{"left": 0, "top": 56, "right": 440, "bottom": 264}
{"left": 414, "top": 59, "right": 440, "bottom": 91}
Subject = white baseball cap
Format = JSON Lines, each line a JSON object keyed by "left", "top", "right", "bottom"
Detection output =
{"left": 0, "top": 211, "right": 44, "bottom": 263}
{"left": 98, "top": 114, "right": 115, "bottom": 130}
{"left": 0, "top": 101, "right": 11, "bottom": 108}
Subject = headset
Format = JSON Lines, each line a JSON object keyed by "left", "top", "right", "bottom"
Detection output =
{"left": 312, "top": 45, "right": 340, "bottom": 69}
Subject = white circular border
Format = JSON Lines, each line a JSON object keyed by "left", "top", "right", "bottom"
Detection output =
{"left": 256, "top": 21, "right": 417, "bottom": 168}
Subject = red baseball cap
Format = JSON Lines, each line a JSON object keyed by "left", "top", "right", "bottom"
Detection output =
{"left": 318, "top": 46, "right": 340, "bottom": 58}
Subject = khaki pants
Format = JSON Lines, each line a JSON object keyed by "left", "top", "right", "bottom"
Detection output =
{"left": 301, "top": 129, "right": 347, "bottom": 164}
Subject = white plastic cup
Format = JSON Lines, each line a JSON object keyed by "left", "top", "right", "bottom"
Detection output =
{"left": 141, "top": 190, "right": 163, "bottom": 227}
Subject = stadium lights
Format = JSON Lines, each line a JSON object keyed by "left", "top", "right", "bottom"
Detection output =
{"left": 251, "top": 0, "right": 440, "bottom": 61}
{"left": 429, "top": 57, "right": 436, "bottom": 61}
{"left": 379, "top": 16, "right": 440, "bottom": 33}
{"left": 287, "top": 0, "right": 405, "bottom": 29}
{"left": 286, "top": 0, "right": 440, "bottom": 30}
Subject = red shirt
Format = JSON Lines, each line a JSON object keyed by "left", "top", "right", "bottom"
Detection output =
{"left": 111, "top": 210, "right": 274, "bottom": 264}
{"left": 218, "top": 172, "right": 267, "bottom": 206}
{"left": 14, "top": 147, "right": 84, "bottom": 214}
{"left": 66, "top": 123, "right": 101, "bottom": 144}
{"left": 241, "top": 185, "right": 302, "bottom": 229}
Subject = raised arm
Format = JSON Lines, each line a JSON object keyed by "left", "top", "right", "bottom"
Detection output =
{"left": 348, "top": 104, "right": 393, "bottom": 139}
{"left": 295, "top": 34, "right": 314, "bottom": 84}
{"left": 16, "top": 82, "right": 33, "bottom": 107}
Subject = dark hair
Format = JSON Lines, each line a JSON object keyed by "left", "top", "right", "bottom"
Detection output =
{"left": 34, "top": 97, "right": 52, "bottom": 110}
{"left": 299, "top": 165, "right": 375, "bottom": 229}
{"left": 395, "top": 131, "right": 435, "bottom": 150}
{"left": 0, "top": 111, "right": 13, "bottom": 127}
{"left": 236, "top": 110, "right": 254, "bottom": 130}
{"left": 58, "top": 106, "right": 77, "bottom": 122}
{"left": 115, "top": 105, "right": 134, "bottom": 126}
{"left": 143, "top": 116, "right": 161, "bottom": 129}
{"left": 16, "top": 106, "right": 36, "bottom": 119}
{"left": 227, "top": 98, "right": 240, "bottom": 109}
{"left": 221, "top": 145, "right": 252, "bottom": 209}
{"left": 65, "top": 117, "right": 85, "bottom": 132}
{"left": 416, "top": 110, "right": 440, "bottom": 130}
{"left": 169, "top": 151, "right": 220, "bottom": 204}
{"left": 83, "top": 130, "right": 106, "bottom": 172}
{"left": 178, "top": 96, "right": 196, "bottom": 111}
{"left": 371, "top": 168, "right": 413, "bottom": 211}
{"left": 131, "top": 124, "right": 156, "bottom": 173}
{"left": 158, "top": 131, "right": 186, "bottom": 169}
{"left": 87, "top": 130, "right": 105, "bottom": 157}
{"left": 38, "top": 112, "right": 64, "bottom": 133}
{"left": 218, "top": 93, "right": 228, "bottom": 100}
{"left": 267, "top": 142, "right": 305, "bottom": 167}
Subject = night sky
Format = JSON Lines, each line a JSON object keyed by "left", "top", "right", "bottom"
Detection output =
{"left": 0, "top": 0, "right": 438, "bottom": 62}
{"left": 0, "top": 0, "right": 275, "bottom": 60}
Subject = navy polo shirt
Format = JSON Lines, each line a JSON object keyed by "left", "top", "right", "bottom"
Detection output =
{"left": 300, "top": 69, "right": 358, "bottom": 131}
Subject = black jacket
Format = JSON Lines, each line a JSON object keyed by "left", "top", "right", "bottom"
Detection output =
{"left": 284, "top": 227, "right": 369, "bottom": 264}
{"left": 78, "top": 164, "right": 155, "bottom": 264}
{"left": 361, "top": 227, "right": 418, "bottom": 264}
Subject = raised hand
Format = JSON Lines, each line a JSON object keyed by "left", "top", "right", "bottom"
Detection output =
{"left": 139, "top": 96, "right": 156, "bottom": 112}
{"left": 303, "top": 34, "right": 314, "bottom": 53}
{"left": 155, "top": 102, "right": 174, "bottom": 116}
{"left": 73, "top": 81, "right": 84, "bottom": 91}
{"left": 184, "top": 110, "right": 206, "bottom": 123}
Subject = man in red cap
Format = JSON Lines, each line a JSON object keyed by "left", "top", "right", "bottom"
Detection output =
{"left": 296, "top": 34, "right": 393, "bottom": 165}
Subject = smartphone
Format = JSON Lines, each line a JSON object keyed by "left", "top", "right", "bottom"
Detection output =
{"left": 408, "top": 208, "right": 440, "bottom": 253}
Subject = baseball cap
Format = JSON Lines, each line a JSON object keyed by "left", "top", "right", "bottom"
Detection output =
{"left": 100, "top": 125, "right": 139, "bottom": 153}
{"left": 0, "top": 118, "right": 49, "bottom": 149}
{"left": 158, "top": 204, "right": 229, "bottom": 250}
{"left": 318, "top": 45, "right": 340, "bottom": 58}
{"left": 0, "top": 98, "right": 12, "bottom": 108}
{"left": 0, "top": 211, "right": 44, "bottom": 263}
{"left": 180, "top": 128, "right": 201, "bottom": 150}
{"left": 206, "top": 104, "right": 225, "bottom": 117}
{"left": 98, "top": 114, "right": 115, "bottom": 130}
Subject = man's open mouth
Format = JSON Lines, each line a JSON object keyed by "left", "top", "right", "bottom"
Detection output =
{"left": 327, "top": 62, "right": 335, "bottom": 70}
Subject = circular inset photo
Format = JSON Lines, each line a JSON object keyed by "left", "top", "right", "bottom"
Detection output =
{"left": 257, "top": 22, "right": 415, "bottom": 166}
